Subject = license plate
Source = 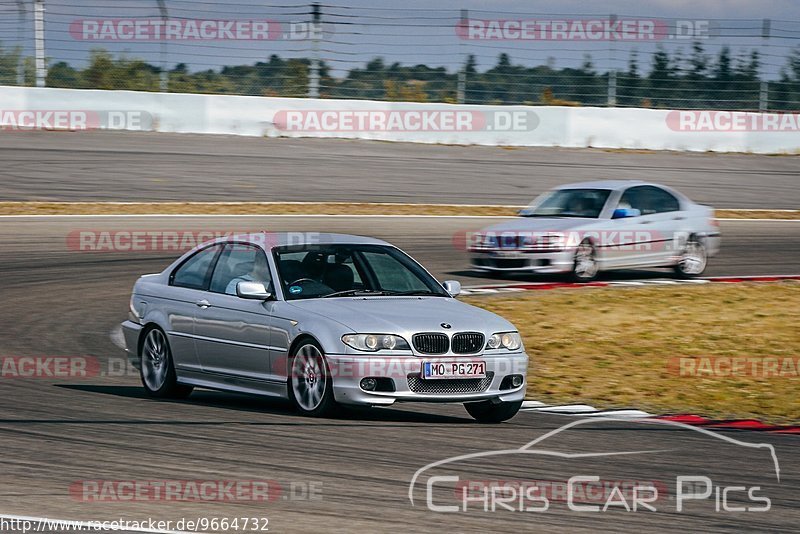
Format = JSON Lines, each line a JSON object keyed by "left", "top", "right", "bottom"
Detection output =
{"left": 422, "top": 360, "right": 486, "bottom": 380}
{"left": 491, "top": 250, "right": 524, "bottom": 259}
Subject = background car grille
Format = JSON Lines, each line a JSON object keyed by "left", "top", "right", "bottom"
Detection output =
{"left": 412, "top": 333, "right": 449, "bottom": 355}
{"left": 451, "top": 332, "right": 485, "bottom": 354}
{"left": 407, "top": 372, "right": 494, "bottom": 394}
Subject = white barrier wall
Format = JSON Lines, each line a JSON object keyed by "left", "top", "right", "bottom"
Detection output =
{"left": 1, "top": 85, "right": 798, "bottom": 154}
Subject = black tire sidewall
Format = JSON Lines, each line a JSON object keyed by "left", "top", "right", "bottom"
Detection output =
{"left": 571, "top": 240, "right": 598, "bottom": 283}
{"left": 139, "top": 327, "right": 191, "bottom": 399}
{"left": 288, "top": 340, "right": 337, "bottom": 417}
{"left": 465, "top": 400, "right": 523, "bottom": 423}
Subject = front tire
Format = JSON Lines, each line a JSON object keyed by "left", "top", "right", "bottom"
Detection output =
{"left": 288, "top": 340, "right": 337, "bottom": 417}
{"left": 465, "top": 400, "right": 522, "bottom": 423}
{"left": 674, "top": 236, "right": 707, "bottom": 278}
{"left": 571, "top": 240, "right": 599, "bottom": 282}
{"left": 140, "top": 327, "right": 193, "bottom": 399}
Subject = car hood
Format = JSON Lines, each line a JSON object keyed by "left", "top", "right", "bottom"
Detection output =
{"left": 480, "top": 217, "right": 599, "bottom": 233}
{"left": 287, "top": 296, "right": 516, "bottom": 335}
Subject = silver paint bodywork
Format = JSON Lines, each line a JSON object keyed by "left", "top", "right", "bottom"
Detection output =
{"left": 122, "top": 234, "right": 527, "bottom": 406}
{"left": 470, "top": 180, "right": 721, "bottom": 274}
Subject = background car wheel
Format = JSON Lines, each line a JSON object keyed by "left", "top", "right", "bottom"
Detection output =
{"left": 288, "top": 340, "right": 337, "bottom": 417}
{"left": 674, "top": 236, "right": 708, "bottom": 278}
{"left": 571, "top": 240, "right": 599, "bottom": 282}
{"left": 139, "top": 327, "right": 193, "bottom": 399}
{"left": 464, "top": 400, "right": 522, "bottom": 423}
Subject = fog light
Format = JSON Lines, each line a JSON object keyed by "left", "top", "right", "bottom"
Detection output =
{"left": 511, "top": 375, "right": 524, "bottom": 387}
{"left": 360, "top": 377, "right": 377, "bottom": 391}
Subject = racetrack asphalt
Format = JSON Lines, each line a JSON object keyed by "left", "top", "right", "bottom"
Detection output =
{"left": 1, "top": 132, "right": 798, "bottom": 532}
{"left": 0, "top": 131, "right": 798, "bottom": 208}
{"left": 0, "top": 215, "right": 798, "bottom": 532}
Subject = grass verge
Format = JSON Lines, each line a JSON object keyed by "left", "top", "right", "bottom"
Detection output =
{"left": 0, "top": 201, "right": 797, "bottom": 219}
{"left": 465, "top": 281, "right": 800, "bottom": 423}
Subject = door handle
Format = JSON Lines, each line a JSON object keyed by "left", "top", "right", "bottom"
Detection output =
{"left": 195, "top": 299, "right": 210, "bottom": 308}
{"left": 673, "top": 216, "right": 687, "bottom": 220}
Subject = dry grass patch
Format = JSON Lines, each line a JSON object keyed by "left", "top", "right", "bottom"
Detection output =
{"left": 0, "top": 202, "right": 797, "bottom": 219}
{"left": 465, "top": 281, "right": 800, "bottom": 423}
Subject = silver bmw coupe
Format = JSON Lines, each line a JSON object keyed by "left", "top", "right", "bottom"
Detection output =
{"left": 469, "top": 180, "right": 721, "bottom": 281}
{"left": 122, "top": 233, "right": 528, "bottom": 422}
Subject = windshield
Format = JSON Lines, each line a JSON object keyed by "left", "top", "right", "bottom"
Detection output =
{"left": 273, "top": 244, "right": 450, "bottom": 300}
{"left": 520, "top": 188, "right": 611, "bottom": 219}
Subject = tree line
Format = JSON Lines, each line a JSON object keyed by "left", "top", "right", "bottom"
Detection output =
{"left": 3, "top": 43, "right": 800, "bottom": 110}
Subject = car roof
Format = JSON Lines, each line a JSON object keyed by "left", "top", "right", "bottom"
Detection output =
{"left": 213, "top": 232, "right": 392, "bottom": 249}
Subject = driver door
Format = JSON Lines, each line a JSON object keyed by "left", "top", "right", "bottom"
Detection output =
{"left": 193, "top": 243, "right": 275, "bottom": 382}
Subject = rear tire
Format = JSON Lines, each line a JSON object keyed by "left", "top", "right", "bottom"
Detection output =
{"left": 139, "top": 327, "right": 193, "bottom": 399}
{"left": 465, "top": 400, "right": 522, "bottom": 423}
{"left": 674, "top": 236, "right": 708, "bottom": 278}
{"left": 288, "top": 340, "right": 338, "bottom": 417}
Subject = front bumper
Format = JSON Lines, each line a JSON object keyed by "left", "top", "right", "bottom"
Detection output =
{"left": 325, "top": 352, "right": 529, "bottom": 406}
{"left": 121, "top": 320, "right": 144, "bottom": 370}
{"left": 471, "top": 250, "right": 574, "bottom": 274}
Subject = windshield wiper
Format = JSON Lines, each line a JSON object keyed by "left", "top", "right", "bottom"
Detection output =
{"left": 321, "top": 289, "right": 390, "bottom": 298}
{"left": 388, "top": 290, "right": 447, "bottom": 297}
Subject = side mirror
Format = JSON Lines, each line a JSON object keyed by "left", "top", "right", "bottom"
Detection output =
{"left": 237, "top": 281, "right": 272, "bottom": 300}
{"left": 612, "top": 208, "right": 641, "bottom": 219}
{"left": 443, "top": 280, "right": 462, "bottom": 297}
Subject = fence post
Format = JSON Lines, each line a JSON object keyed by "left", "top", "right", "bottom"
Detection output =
{"left": 15, "top": 0, "right": 25, "bottom": 85}
{"left": 607, "top": 14, "right": 617, "bottom": 106}
{"left": 157, "top": 0, "right": 169, "bottom": 92}
{"left": 308, "top": 2, "right": 321, "bottom": 98}
{"left": 456, "top": 9, "right": 468, "bottom": 104}
{"left": 759, "top": 18, "right": 770, "bottom": 111}
{"left": 34, "top": 0, "right": 46, "bottom": 87}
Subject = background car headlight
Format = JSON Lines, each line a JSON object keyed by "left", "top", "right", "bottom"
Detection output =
{"left": 487, "top": 331, "right": 522, "bottom": 351}
{"left": 342, "top": 334, "right": 410, "bottom": 352}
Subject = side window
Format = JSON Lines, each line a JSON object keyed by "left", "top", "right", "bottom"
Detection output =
{"left": 617, "top": 186, "right": 647, "bottom": 216}
{"left": 209, "top": 243, "right": 272, "bottom": 296}
{"left": 645, "top": 186, "right": 680, "bottom": 213}
{"left": 171, "top": 245, "right": 223, "bottom": 290}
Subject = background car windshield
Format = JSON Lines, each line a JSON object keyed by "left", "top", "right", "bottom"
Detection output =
{"left": 273, "top": 244, "right": 449, "bottom": 300}
{"left": 521, "top": 188, "right": 611, "bottom": 218}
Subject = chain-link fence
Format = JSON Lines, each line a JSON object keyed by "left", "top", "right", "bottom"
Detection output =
{"left": 2, "top": 1, "right": 800, "bottom": 110}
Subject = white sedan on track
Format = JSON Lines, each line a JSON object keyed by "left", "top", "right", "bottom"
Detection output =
{"left": 469, "top": 180, "right": 721, "bottom": 281}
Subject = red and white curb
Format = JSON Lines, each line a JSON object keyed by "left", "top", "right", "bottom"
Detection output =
{"left": 521, "top": 401, "right": 800, "bottom": 434}
{"left": 461, "top": 274, "right": 800, "bottom": 295}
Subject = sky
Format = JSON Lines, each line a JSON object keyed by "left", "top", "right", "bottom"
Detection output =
{"left": 1, "top": 0, "right": 799, "bottom": 79}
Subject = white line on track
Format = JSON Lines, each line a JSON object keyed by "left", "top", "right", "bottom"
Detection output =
{"left": 0, "top": 214, "right": 799, "bottom": 221}
{"left": 520, "top": 400, "right": 653, "bottom": 418}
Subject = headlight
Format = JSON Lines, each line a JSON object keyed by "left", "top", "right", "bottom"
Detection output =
{"left": 342, "top": 334, "right": 411, "bottom": 352}
{"left": 487, "top": 331, "right": 522, "bottom": 351}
